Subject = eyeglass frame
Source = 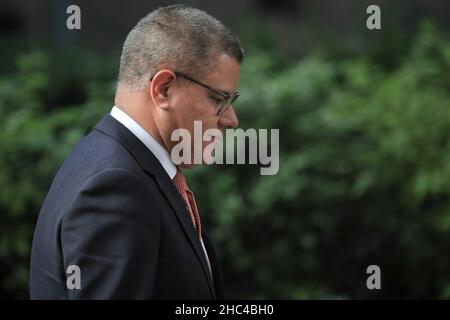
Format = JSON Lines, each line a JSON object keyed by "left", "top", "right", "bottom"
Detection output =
{"left": 150, "top": 70, "right": 239, "bottom": 116}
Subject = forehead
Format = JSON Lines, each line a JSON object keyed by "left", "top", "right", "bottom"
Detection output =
{"left": 202, "top": 53, "right": 240, "bottom": 92}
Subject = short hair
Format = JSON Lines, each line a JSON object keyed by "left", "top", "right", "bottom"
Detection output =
{"left": 117, "top": 5, "right": 244, "bottom": 91}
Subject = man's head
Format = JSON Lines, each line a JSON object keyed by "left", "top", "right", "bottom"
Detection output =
{"left": 115, "top": 5, "right": 244, "bottom": 167}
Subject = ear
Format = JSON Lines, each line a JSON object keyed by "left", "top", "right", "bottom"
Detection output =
{"left": 150, "top": 70, "right": 176, "bottom": 110}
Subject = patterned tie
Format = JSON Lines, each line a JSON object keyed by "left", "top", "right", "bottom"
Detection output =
{"left": 172, "top": 169, "right": 213, "bottom": 277}
{"left": 172, "top": 169, "right": 202, "bottom": 240}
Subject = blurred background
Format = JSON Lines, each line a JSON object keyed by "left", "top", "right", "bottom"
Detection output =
{"left": 0, "top": 0, "right": 449, "bottom": 299}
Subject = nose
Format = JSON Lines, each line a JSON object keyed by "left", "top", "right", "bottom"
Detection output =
{"left": 218, "top": 105, "right": 239, "bottom": 129}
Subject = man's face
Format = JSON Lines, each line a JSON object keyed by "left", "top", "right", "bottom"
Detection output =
{"left": 167, "top": 54, "right": 240, "bottom": 167}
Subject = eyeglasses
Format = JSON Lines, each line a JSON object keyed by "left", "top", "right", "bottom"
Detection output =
{"left": 174, "top": 71, "right": 239, "bottom": 116}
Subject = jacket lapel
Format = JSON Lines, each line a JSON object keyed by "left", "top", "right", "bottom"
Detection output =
{"left": 94, "top": 114, "right": 216, "bottom": 298}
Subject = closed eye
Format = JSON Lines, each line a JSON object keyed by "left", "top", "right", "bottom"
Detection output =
{"left": 209, "top": 95, "right": 224, "bottom": 105}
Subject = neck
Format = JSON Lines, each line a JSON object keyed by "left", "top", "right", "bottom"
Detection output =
{"left": 114, "top": 87, "right": 166, "bottom": 151}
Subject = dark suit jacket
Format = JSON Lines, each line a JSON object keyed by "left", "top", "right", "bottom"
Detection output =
{"left": 30, "top": 114, "right": 225, "bottom": 299}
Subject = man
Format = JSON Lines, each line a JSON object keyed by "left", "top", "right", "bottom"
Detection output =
{"left": 30, "top": 5, "right": 243, "bottom": 299}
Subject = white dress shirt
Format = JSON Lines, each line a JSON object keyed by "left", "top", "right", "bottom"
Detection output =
{"left": 110, "top": 106, "right": 176, "bottom": 179}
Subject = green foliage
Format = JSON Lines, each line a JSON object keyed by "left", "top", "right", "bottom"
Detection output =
{"left": 0, "top": 21, "right": 449, "bottom": 299}
{"left": 0, "top": 50, "right": 115, "bottom": 298}
{"left": 188, "top": 21, "right": 450, "bottom": 299}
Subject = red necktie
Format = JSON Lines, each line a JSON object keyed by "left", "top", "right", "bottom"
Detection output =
{"left": 172, "top": 169, "right": 202, "bottom": 240}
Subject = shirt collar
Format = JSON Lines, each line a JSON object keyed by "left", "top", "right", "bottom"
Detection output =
{"left": 110, "top": 106, "right": 177, "bottom": 179}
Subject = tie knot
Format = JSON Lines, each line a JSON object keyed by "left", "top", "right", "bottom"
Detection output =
{"left": 173, "top": 169, "right": 190, "bottom": 194}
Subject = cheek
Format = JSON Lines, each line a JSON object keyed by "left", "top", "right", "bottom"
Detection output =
{"left": 171, "top": 95, "right": 198, "bottom": 126}
{"left": 189, "top": 99, "right": 218, "bottom": 125}
{"left": 172, "top": 92, "right": 218, "bottom": 132}
{"left": 192, "top": 97, "right": 211, "bottom": 116}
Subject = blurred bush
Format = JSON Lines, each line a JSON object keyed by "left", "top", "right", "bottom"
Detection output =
{"left": 0, "top": 21, "right": 449, "bottom": 299}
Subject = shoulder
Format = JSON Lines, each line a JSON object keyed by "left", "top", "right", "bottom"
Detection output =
{"left": 66, "top": 167, "right": 161, "bottom": 229}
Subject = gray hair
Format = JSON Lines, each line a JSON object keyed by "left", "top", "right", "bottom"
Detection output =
{"left": 117, "top": 5, "right": 244, "bottom": 91}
